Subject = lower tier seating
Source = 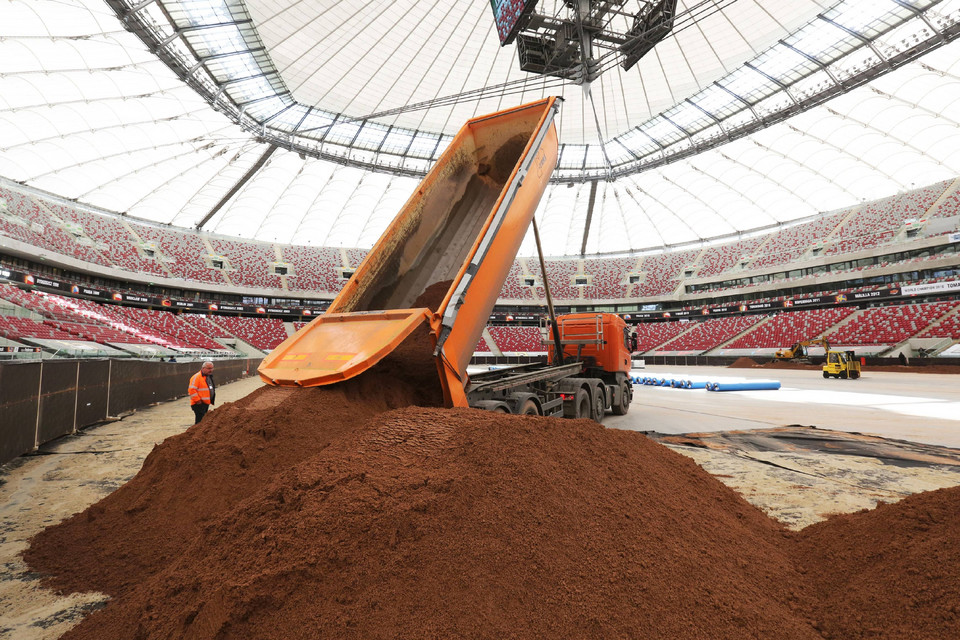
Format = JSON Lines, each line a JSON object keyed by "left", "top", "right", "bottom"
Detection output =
{"left": 211, "top": 316, "right": 288, "bottom": 351}
{"left": 487, "top": 326, "right": 544, "bottom": 354}
{"left": 726, "top": 307, "right": 859, "bottom": 349}
{"left": 657, "top": 315, "right": 766, "bottom": 353}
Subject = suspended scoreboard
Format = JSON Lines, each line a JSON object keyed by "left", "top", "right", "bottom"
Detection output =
{"left": 490, "top": 0, "right": 679, "bottom": 81}
{"left": 490, "top": 0, "right": 537, "bottom": 45}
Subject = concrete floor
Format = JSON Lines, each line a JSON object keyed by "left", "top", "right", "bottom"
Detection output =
{"left": 605, "top": 365, "right": 960, "bottom": 531}
{"left": 3, "top": 365, "right": 960, "bottom": 638}
{"left": 606, "top": 365, "right": 960, "bottom": 448}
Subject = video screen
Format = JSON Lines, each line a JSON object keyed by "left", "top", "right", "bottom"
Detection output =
{"left": 490, "top": 0, "right": 533, "bottom": 45}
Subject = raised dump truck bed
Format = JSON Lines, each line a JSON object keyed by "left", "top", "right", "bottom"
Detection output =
{"left": 259, "top": 98, "right": 560, "bottom": 407}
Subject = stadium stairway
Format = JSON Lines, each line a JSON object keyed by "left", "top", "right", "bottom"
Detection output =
{"left": 888, "top": 303, "right": 960, "bottom": 358}
{"left": 480, "top": 327, "right": 503, "bottom": 357}
{"left": 820, "top": 308, "right": 863, "bottom": 339}
{"left": 218, "top": 334, "right": 263, "bottom": 357}
{"left": 706, "top": 314, "right": 775, "bottom": 355}
{"left": 644, "top": 322, "right": 696, "bottom": 354}
{"left": 925, "top": 177, "right": 960, "bottom": 218}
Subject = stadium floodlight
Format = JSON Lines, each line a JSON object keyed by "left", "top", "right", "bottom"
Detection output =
{"left": 621, "top": 0, "right": 679, "bottom": 71}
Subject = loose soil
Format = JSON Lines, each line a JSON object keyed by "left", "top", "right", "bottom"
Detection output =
{"left": 795, "top": 488, "right": 960, "bottom": 639}
{"left": 413, "top": 279, "right": 452, "bottom": 312}
{"left": 24, "top": 296, "right": 960, "bottom": 638}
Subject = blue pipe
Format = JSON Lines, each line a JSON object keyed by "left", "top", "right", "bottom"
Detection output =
{"left": 708, "top": 381, "right": 781, "bottom": 392}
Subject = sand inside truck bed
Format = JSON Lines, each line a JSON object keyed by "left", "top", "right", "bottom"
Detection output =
{"left": 23, "top": 289, "right": 960, "bottom": 639}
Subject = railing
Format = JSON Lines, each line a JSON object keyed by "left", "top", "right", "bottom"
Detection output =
{"left": 0, "top": 357, "right": 261, "bottom": 465}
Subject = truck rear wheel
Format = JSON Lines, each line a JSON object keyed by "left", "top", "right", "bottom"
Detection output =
{"left": 612, "top": 380, "right": 631, "bottom": 415}
{"left": 823, "top": 371, "right": 830, "bottom": 379}
{"left": 517, "top": 398, "right": 540, "bottom": 415}
{"left": 471, "top": 400, "right": 512, "bottom": 413}
{"left": 563, "top": 388, "right": 591, "bottom": 420}
{"left": 591, "top": 385, "right": 605, "bottom": 423}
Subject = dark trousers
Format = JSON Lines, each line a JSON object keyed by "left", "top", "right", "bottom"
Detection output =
{"left": 192, "top": 403, "right": 210, "bottom": 424}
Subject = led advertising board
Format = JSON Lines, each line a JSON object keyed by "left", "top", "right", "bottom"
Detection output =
{"left": 490, "top": 0, "right": 534, "bottom": 45}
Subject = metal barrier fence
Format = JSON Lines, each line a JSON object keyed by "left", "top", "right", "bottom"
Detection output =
{"left": 0, "top": 358, "right": 262, "bottom": 465}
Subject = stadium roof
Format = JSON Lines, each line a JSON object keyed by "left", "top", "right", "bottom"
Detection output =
{"left": 2, "top": 0, "right": 960, "bottom": 256}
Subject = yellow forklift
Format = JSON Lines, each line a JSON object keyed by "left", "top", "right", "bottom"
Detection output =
{"left": 822, "top": 350, "right": 862, "bottom": 379}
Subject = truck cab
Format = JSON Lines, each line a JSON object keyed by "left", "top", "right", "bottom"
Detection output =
{"left": 547, "top": 312, "right": 636, "bottom": 374}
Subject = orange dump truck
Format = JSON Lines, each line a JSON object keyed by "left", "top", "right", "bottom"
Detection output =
{"left": 259, "top": 97, "right": 635, "bottom": 421}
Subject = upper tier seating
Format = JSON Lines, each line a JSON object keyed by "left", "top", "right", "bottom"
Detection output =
{"left": 694, "top": 238, "right": 765, "bottom": 278}
{"left": 899, "top": 181, "right": 952, "bottom": 219}
{"left": 927, "top": 181, "right": 960, "bottom": 219}
{"left": 346, "top": 249, "right": 368, "bottom": 268}
{"left": 750, "top": 211, "right": 846, "bottom": 269}
{"left": 726, "top": 307, "right": 858, "bottom": 349}
{"left": 279, "top": 245, "right": 343, "bottom": 293}
{"left": 0, "top": 188, "right": 58, "bottom": 254}
{"left": 835, "top": 185, "right": 946, "bottom": 240}
{"left": 583, "top": 257, "right": 635, "bottom": 299}
{"left": 0, "top": 188, "right": 109, "bottom": 265}
{"left": 657, "top": 315, "right": 766, "bottom": 353}
{"left": 825, "top": 301, "right": 955, "bottom": 346}
{"left": 47, "top": 202, "right": 168, "bottom": 277}
{"left": 531, "top": 260, "right": 579, "bottom": 300}
{"left": 498, "top": 261, "right": 535, "bottom": 300}
{"left": 635, "top": 248, "right": 700, "bottom": 297}
{"left": 129, "top": 222, "right": 226, "bottom": 285}
{"left": 487, "top": 326, "right": 544, "bottom": 354}
{"left": 211, "top": 316, "right": 288, "bottom": 351}
{"left": 207, "top": 238, "right": 280, "bottom": 289}
{"left": 1, "top": 179, "right": 958, "bottom": 302}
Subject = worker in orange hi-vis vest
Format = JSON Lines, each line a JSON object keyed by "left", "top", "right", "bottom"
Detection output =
{"left": 188, "top": 361, "right": 216, "bottom": 424}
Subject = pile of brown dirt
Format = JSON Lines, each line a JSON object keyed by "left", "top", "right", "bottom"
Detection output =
{"left": 729, "top": 356, "right": 761, "bottom": 368}
{"left": 24, "top": 327, "right": 444, "bottom": 597}
{"left": 414, "top": 279, "right": 452, "bottom": 311}
{"left": 753, "top": 360, "right": 821, "bottom": 370}
{"left": 29, "top": 408, "right": 821, "bottom": 639}
{"left": 794, "top": 487, "right": 960, "bottom": 639}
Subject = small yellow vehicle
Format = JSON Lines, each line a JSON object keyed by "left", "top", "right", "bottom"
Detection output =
{"left": 776, "top": 338, "right": 830, "bottom": 360}
{"left": 822, "top": 350, "right": 861, "bottom": 379}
